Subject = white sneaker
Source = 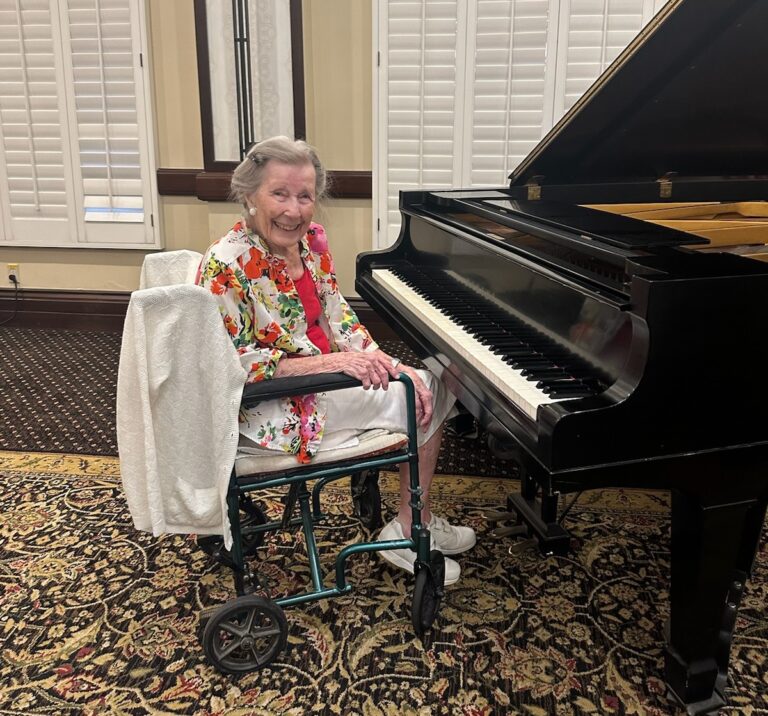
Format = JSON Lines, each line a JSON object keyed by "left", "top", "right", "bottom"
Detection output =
{"left": 377, "top": 518, "right": 460, "bottom": 585}
{"left": 428, "top": 514, "right": 476, "bottom": 555}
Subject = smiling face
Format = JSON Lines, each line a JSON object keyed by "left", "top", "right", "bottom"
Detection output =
{"left": 245, "top": 160, "right": 317, "bottom": 258}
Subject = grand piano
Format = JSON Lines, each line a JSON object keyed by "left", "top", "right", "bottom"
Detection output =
{"left": 356, "top": 0, "right": 768, "bottom": 712}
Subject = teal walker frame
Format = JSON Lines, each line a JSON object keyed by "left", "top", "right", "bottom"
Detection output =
{"left": 198, "top": 372, "right": 445, "bottom": 673}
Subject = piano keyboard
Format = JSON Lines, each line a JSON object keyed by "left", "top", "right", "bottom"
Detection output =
{"left": 371, "top": 267, "right": 600, "bottom": 421}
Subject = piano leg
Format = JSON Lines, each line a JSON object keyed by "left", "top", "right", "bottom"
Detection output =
{"left": 505, "top": 465, "right": 571, "bottom": 556}
{"left": 664, "top": 490, "right": 767, "bottom": 714}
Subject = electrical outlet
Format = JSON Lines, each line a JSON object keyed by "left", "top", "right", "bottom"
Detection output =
{"left": 7, "top": 263, "right": 19, "bottom": 285}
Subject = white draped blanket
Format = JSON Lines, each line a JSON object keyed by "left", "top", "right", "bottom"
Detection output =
{"left": 117, "top": 284, "right": 246, "bottom": 549}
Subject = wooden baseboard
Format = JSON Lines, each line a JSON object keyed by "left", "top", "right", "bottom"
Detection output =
{"left": 0, "top": 288, "right": 130, "bottom": 331}
{"left": 0, "top": 288, "right": 391, "bottom": 338}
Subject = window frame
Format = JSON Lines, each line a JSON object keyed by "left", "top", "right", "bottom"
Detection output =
{"left": 193, "top": 0, "right": 306, "bottom": 174}
{"left": 0, "top": 0, "right": 160, "bottom": 250}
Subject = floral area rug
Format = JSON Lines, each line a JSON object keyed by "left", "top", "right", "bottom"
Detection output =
{"left": 0, "top": 451, "right": 766, "bottom": 715}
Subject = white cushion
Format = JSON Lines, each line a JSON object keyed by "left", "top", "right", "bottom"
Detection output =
{"left": 234, "top": 429, "right": 408, "bottom": 478}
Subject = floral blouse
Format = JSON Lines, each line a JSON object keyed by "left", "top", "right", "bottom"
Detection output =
{"left": 197, "top": 221, "right": 377, "bottom": 462}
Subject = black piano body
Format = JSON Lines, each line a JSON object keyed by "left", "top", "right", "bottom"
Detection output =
{"left": 356, "top": 0, "right": 768, "bottom": 713}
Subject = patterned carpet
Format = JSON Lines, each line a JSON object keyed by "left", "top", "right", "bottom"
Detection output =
{"left": 0, "top": 327, "right": 121, "bottom": 456}
{"left": 1, "top": 451, "right": 767, "bottom": 715}
{"left": 2, "top": 328, "right": 767, "bottom": 714}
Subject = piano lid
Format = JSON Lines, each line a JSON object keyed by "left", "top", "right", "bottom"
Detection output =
{"left": 509, "top": 0, "right": 768, "bottom": 200}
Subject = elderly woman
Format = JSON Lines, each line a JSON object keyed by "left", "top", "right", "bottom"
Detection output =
{"left": 197, "top": 136, "right": 475, "bottom": 585}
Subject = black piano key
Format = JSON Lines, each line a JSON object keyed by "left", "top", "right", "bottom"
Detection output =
{"left": 477, "top": 335, "right": 519, "bottom": 345}
{"left": 499, "top": 348, "right": 543, "bottom": 357}
{"left": 473, "top": 328, "right": 513, "bottom": 335}
{"left": 546, "top": 388, "right": 593, "bottom": 399}
{"left": 520, "top": 367, "right": 568, "bottom": 379}
{"left": 537, "top": 376, "right": 584, "bottom": 388}
{"left": 492, "top": 349, "right": 532, "bottom": 358}
{"left": 497, "top": 347, "right": 540, "bottom": 358}
{"left": 506, "top": 358, "right": 554, "bottom": 369}
{"left": 538, "top": 379, "right": 598, "bottom": 397}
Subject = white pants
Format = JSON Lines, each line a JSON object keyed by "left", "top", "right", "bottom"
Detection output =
{"left": 239, "top": 369, "right": 456, "bottom": 453}
{"left": 319, "top": 368, "right": 457, "bottom": 450}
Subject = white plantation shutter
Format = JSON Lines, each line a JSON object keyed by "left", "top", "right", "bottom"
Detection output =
{"left": 376, "top": 0, "right": 465, "bottom": 246}
{"left": 375, "top": 0, "right": 665, "bottom": 245}
{"left": 0, "top": 0, "right": 157, "bottom": 248}
{"left": 0, "top": 0, "right": 78, "bottom": 243}
{"left": 552, "top": 0, "right": 657, "bottom": 117}
{"left": 465, "top": 0, "right": 558, "bottom": 186}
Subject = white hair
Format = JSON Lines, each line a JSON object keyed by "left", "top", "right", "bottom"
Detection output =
{"left": 230, "top": 136, "right": 328, "bottom": 213}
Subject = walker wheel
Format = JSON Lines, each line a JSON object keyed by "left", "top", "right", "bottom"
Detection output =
{"left": 197, "top": 495, "right": 267, "bottom": 565}
{"left": 411, "top": 550, "right": 445, "bottom": 637}
{"left": 233, "top": 495, "right": 268, "bottom": 554}
{"left": 202, "top": 595, "right": 287, "bottom": 674}
{"left": 351, "top": 469, "right": 383, "bottom": 530}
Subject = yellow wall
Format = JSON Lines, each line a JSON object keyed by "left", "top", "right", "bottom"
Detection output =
{"left": 0, "top": 0, "right": 372, "bottom": 295}
{"left": 304, "top": 0, "right": 372, "bottom": 171}
{"left": 302, "top": 0, "right": 373, "bottom": 292}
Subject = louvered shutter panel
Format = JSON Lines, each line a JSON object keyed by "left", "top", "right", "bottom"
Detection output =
{"left": 377, "top": 0, "right": 464, "bottom": 247}
{"left": 0, "top": 0, "right": 79, "bottom": 243}
{"left": 552, "top": 0, "right": 657, "bottom": 117}
{"left": 466, "top": 0, "right": 558, "bottom": 186}
{"left": 0, "top": 0, "right": 157, "bottom": 248}
{"left": 61, "top": 0, "right": 155, "bottom": 245}
{"left": 375, "top": 0, "right": 666, "bottom": 247}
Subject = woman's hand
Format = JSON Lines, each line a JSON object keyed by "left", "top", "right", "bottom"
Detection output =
{"left": 274, "top": 349, "right": 434, "bottom": 429}
{"left": 337, "top": 349, "right": 398, "bottom": 390}
{"left": 273, "top": 349, "right": 397, "bottom": 388}
{"left": 396, "top": 364, "right": 434, "bottom": 430}
{"left": 360, "top": 350, "right": 433, "bottom": 429}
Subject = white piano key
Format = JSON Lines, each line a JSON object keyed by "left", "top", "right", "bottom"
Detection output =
{"left": 371, "top": 268, "right": 568, "bottom": 421}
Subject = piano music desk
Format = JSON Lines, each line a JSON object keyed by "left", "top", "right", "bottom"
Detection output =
{"left": 588, "top": 201, "right": 768, "bottom": 261}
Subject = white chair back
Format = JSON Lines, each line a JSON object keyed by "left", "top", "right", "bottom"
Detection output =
{"left": 139, "top": 249, "right": 204, "bottom": 290}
